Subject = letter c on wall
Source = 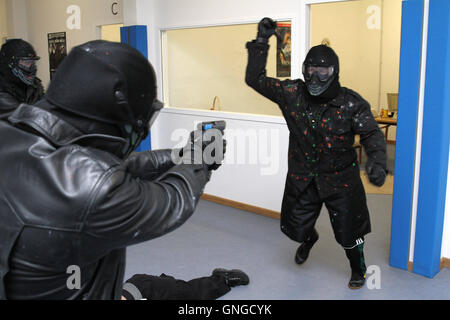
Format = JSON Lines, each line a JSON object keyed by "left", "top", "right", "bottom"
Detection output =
{"left": 112, "top": 2, "right": 119, "bottom": 15}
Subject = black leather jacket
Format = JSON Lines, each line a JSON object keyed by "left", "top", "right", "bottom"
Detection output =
{"left": 0, "top": 74, "right": 44, "bottom": 119}
{"left": 0, "top": 104, "right": 210, "bottom": 300}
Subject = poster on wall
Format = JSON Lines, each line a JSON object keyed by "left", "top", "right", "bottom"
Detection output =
{"left": 48, "top": 32, "right": 67, "bottom": 80}
{"left": 276, "top": 22, "right": 291, "bottom": 78}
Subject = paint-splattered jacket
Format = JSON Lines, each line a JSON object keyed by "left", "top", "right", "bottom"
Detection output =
{"left": 245, "top": 41, "right": 387, "bottom": 198}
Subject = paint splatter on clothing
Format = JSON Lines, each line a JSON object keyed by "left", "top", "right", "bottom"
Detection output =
{"left": 245, "top": 40, "right": 387, "bottom": 199}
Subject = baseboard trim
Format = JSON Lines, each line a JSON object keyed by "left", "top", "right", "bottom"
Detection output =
{"left": 200, "top": 194, "right": 281, "bottom": 220}
{"left": 407, "top": 261, "right": 413, "bottom": 272}
{"left": 441, "top": 258, "right": 450, "bottom": 269}
{"left": 406, "top": 258, "right": 450, "bottom": 272}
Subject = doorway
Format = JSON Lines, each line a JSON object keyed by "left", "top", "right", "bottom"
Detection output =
{"left": 99, "top": 23, "right": 124, "bottom": 42}
{"left": 304, "top": 0, "right": 411, "bottom": 272}
{"left": 308, "top": 0, "right": 400, "bottom": 188}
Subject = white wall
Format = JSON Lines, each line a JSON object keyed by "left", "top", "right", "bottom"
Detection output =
{"left": 19, "top": 0, "right": 124, "bottom": 87}
{"left": 137, "top": 0, "right": 301, "bottom": 210}
{"left": 136, "top": 0, "right": 302, "bottom": 104}
{"left": 5, "top": 0, "right": 29, "bottom": 40}
{"left": 151, "top": 108, "right": 289, "bottom": 211}
{"left": 123, "top": 0, "right": 137, "bottom": 26}
{"left": 0, "top": 0, "right": 9, "bottom": 43}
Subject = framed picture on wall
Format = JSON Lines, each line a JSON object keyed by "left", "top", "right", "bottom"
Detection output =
{"left": 276, "top": 22, "right": 291, "bottom": 78}
{"left": 48, "top": 32, "right": 67, "bottom": 80}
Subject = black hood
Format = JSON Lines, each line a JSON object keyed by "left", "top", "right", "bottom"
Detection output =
{"left": 303, "top": 45, "right": 341, "bottom": 102}
{"left": 45, "top": 40, "right": 163, "bottom": 157}
{"left": 0, "top": 39, "right": 40, "bottom": 88}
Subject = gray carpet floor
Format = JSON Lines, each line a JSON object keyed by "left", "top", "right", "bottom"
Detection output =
{"left": 125, "top": 195, "right": 450, "bottom": 300}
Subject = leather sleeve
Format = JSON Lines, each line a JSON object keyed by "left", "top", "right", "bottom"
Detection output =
{"left": 0, "top": 92, "right": 20, "bottom": 119}
{"left": 80, "top": 163, "right": 211, "bottom": 259}
{"left": 124, "top": 149, "right": 175, "bottom": 180}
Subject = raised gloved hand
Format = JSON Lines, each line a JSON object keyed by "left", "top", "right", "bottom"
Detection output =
{"left": 366, "top": 160, "right": 387, "bottom": 187}
{"left": 257, "top": 17, "right": 277, "bottom": 43}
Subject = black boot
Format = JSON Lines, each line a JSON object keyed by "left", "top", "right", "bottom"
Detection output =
{"left": 212, "top": 268, "right": 250, "bottom": 287}
{"left": 345, "top": 241, "right": 367, "bottom": 290}
{"left": 295, "top": 229, "right": 319, "bottom": 265}
{"left": 348, "top": 272, "right": 366, "bottom": 290}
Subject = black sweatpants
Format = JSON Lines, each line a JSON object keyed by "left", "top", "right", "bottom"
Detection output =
{"left": 122, "top": 273, "right": 231, "bottom": 300}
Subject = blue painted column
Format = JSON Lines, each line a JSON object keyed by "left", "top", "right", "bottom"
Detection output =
{"left": 413, "top": 0, "right": 450, "bottom": 278}
{"left": 389, "top": 0, "right": 424, "bottom": 271}
{"left": 120, "top": 25, "right": 152, "bottom": 152}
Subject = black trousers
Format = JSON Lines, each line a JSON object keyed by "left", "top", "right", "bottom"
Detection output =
{"left": 123, "top": 273, "right": 231, "bottom": 300}
{"left": 280, "top": 177, "right": 371, "bottom": 248}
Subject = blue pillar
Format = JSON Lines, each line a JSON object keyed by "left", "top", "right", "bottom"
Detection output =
{"left": 389, "top": 0, "right": 424, "bottom": 271}
{"left": 120, "top": 25, "right": 152, "bottom": 152}
{"left": 413, "top": 0, "right": 450, "bottom": 278}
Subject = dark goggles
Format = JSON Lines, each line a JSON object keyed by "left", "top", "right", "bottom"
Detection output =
{"left": 17, "top": 58, "right": 38, "bottom": 73}
{"left": 122, "top": 99, "right": 164, "bottom": 157}
{"left": 303, "top": 65, "right": 335, "bottom": 82}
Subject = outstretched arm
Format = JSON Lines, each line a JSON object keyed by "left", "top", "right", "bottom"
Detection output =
{"left": 124, "top": 149, "right": 175, "bottom": 180}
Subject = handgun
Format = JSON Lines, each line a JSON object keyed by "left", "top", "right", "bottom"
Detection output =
{"left": 197, "top": 120, "right": 226, "bottom": 133}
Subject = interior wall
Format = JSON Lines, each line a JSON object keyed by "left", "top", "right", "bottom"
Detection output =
{"left": 311, "top": 0, "right": 402, "bottom": 120}
{"left": 0, "top": 0, "right": 8, "bottom": 43}
{"left": 311, "top": 0, "right": 382, "bottom": 115}
{"left": 164, "top": 24, "right": 283, "bottom": 116}
{"left": 138, "top": 0, "right": 405, "bottom": 209}
{"left": 379, "top": 0, "right": 402, "bottom": 111}
{"left": 138, "top": 0, "right": 300, "bottom": 211}
{"left": 5, "top": 0, "right": 28, "bottom": 41}
{"left": 151, "top": 109, "right": 289, "bottom": 211}
{"left": 136, "top": 0, "right": 302, "bottom": 104}
{"left": 379, "top": 0, "right": 402, "bottom": 141}
{"left": 23, "top": 0, "right": 123, "bottom": 87}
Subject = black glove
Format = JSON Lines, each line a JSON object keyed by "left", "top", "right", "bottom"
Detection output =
{"left": 366, "top": 160, "right": 387, "bottom": 187}
{"left": 257, "top": 17, "right": 277, "bottom": 43}
{"left": 208, "top": 138, "right": 227, "bottom": 171}
{"left": 176, "top": 129, "right": 226, "bottom": 171}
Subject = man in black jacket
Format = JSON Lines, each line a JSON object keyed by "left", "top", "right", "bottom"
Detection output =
{"left": 246, "top": 18, "right": 387, "bottom": 289}
{"left": 0, "top": 40, "right": 247, "bottom": 300}
{"left": 0, "top": 39, "right": 44, "bottom": 118}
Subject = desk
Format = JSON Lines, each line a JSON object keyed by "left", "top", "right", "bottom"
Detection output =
{"left": 375, "top": 117, "right": 397, "bottom": 143}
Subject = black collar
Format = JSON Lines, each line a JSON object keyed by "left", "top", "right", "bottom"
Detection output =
{"left": 8, "top": 104, "right": 128, "bottom": 155}
{"left": 328, "top": 88, "right": 347, "bottom": 107}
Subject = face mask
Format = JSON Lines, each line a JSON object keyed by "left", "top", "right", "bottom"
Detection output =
{"left": 120, "top": 99, "right": 163, "bottom": 157}
{"left": 303, "top": 64, "right": 336, "bottom": 96}
{"left": 10, "top": 58, "right": 38, "bottom": 85}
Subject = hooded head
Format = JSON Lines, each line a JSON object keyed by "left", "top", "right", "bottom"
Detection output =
{"left": 0, "top": 39, "right": 40, "bottom": 86}
{"left": 302, "top": 45, "right": 340, "bottom": 100}
{"left": 45, "top": 40, "right": 163, "bottom": 158}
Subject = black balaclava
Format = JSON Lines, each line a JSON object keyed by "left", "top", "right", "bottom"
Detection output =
{"left": 0, "top": 39, "right": 40, "bottom": 87}
{"left": 44, "top": 40, "right": 163, "bottom": 158}
{"left": 302, "top": 45, "right": 341, "bottom": 102}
